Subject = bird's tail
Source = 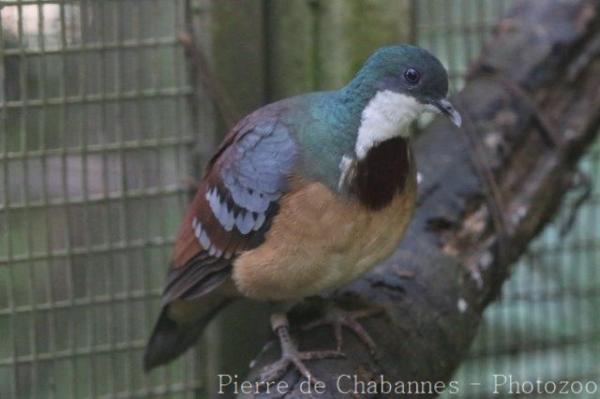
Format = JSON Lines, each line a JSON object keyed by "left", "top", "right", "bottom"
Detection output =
{"left": 143, "top": 297, "right": 230, "bottom": 372}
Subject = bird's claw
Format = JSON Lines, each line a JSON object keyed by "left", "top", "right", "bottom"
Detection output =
{"left": 302, "top": 305, "right": 383, "bottom": 355}
{"left": 258, "top": 312, "right": 344, "bottom": 386}
{"left": 259, "top": 349, "right": 344, "bottom": 385}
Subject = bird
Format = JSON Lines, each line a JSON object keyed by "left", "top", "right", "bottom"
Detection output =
{"left": 144, "top": 44, "right": 461, "bottom": 382}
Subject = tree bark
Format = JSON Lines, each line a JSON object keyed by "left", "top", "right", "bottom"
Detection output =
{"left": 239, "top": 1, "right": 600, "bottom": 397}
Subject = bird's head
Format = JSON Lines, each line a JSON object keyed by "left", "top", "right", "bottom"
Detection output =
{"left": 344, "top": 45, "right": 461, "bottom": 158}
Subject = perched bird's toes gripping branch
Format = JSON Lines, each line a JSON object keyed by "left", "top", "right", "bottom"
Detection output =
{"left": 258, "top": 313, "right": 345, "bottom": 386}
{"left": 300, "top": 304, "right": 383, "bottom": 355}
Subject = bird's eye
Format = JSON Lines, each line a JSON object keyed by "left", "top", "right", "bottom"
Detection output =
{"left": 404, "top": 68, "right": 421, "bottom": 84}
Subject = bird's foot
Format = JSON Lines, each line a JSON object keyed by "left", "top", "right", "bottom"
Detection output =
{"left": 259, "top": 313, "right": 344, "bottom": 385}
{"left": 302, "top": 304, "right": 383, "bottom": 355}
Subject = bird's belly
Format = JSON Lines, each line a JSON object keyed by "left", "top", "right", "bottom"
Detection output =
{"left": 232, "top": 178, "right": 416, "bottom": 301}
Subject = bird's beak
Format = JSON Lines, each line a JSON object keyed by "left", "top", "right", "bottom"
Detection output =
{"left": 426, "top": 98, "right": 462, "bottom": 127}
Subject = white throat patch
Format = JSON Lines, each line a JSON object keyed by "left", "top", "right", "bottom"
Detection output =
{"left": 355, "top": 90, "right": 423, "bottom": 159}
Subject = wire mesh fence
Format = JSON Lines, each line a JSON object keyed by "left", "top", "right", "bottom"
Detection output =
{"left": 1, "top": 1, "right": 599, "bottom": 398}
{"left": 0, "top": 0, "right": 206, "bottom": 397}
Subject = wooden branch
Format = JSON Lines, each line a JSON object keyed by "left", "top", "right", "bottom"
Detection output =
{"left": 238, "top": 1, "right": 600, "bottom": 397}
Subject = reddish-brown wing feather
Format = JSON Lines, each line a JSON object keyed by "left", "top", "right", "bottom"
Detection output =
{"left": 163, "top": 116, "right": 297, "bottom": 304}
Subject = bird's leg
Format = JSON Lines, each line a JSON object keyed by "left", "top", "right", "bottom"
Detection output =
{"left": 302, "top": 303, "right": 383, "bottom": 355}
{"left": 259, "top": 313, "right": 344, "bottom": 384}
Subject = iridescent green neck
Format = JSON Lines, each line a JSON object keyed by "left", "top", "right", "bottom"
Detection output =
{"left": 292, "top": 72, "right": 382, "bottom": 193}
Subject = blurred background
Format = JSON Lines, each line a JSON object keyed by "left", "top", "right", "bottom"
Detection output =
{"left": 0, "top": 0, "right": 599, "bottom": 398}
